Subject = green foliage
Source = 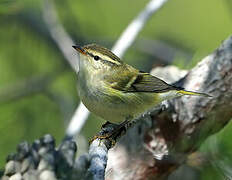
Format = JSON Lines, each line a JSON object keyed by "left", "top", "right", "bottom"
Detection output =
{"left": 0, "top": 0, "right": 232, "bottom": 178}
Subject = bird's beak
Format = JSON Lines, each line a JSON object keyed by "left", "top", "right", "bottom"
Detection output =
{"left": 72, "top": 45, "right": 87, "bottom": 55}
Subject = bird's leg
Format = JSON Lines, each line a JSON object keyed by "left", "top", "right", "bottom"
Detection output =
{"left": 90, "top": 117, "right": 133, "bottom": 144}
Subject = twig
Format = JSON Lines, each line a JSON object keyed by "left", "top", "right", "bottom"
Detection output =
{"left": 86, "top": 140, "right": 108, "bottom": 180}
{"left": 42, "top": 0, "right": 79, "bottom": 73}
{"left": 111, "top": 0, "right": 169, "bottom": 57}
{"left": 66, "top": 102, "right": 90, "bottom": 137}
{"left": 41, "top": 0, "right": 90, "bottom": 137}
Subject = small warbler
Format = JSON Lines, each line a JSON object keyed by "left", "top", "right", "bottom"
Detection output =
{"left": 73, "top": 44, "right": 210, "bottom": 124}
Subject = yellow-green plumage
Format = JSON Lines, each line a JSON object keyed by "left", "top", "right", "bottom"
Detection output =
{"left": 74, "top": 44, "right": 210, "bottom": 124}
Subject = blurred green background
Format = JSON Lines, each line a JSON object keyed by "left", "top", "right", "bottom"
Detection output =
{"left": 0, "top": 0, "right": 232, "bottom": 178}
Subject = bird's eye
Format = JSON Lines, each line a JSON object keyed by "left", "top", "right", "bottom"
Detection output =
{"left": 93, "top": 55, "right": 100, "bottom": 61}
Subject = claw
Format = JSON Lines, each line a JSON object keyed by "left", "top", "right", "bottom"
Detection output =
{"left": 89, "top": 118, "right": 132, "bottom": 146}
{"left": 89, "top": 134, "right": 116, "bottom": 147}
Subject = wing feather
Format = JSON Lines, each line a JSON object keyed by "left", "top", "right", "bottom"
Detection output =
{"left": 111, "top": 72, "right": 180, "bottom": 93}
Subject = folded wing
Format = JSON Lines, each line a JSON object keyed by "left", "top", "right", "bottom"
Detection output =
{"left": 111, "top": 71, "right": 181, "bottom": 93}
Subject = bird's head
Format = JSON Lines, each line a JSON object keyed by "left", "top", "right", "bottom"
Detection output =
{"left": 73, "top": 44, "right": 123, "bottom": 73}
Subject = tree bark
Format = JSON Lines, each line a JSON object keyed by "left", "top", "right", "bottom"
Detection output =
{"left": 105, "top": 36, "right": 232, "bottom": 179}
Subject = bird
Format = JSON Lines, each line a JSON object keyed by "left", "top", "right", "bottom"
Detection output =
{"left": 73, "top": 44, "right": 210, "bottom": 126}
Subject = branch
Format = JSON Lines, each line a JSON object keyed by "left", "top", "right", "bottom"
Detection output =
{"left": 42, "top": 0, "right": 79, "bottom": 73}
{"left": 106, "top": 36, "right": 232, "bottom": 179}
{"left": 41, "top": 0, "right": 90, "bottom": 137}
{"left": 2, "top": 134, "right": 77, "bottom": 180}
{"left": 112, "top": 0, "right": 168, "bottom": 57}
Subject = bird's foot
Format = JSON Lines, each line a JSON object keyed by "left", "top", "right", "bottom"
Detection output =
{"left": 89, "top": 119, "right": 130, "bottom": 145}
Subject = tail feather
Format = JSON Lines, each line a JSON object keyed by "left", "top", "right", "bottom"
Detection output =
{"left": 177, "top": 90, "right": 212, "bottom": 97}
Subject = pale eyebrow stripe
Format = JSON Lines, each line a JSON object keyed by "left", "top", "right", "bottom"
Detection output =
{"left": 88, "top": 52, "right": 121, "bottom": 66}
{"left": 102, "top": 55, "right": 121, "bottom": 65}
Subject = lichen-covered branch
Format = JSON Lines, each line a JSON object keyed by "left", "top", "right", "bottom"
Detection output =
{"left": 170, "top": 37, "right": 232, "bottom": 152}
{"left": 105, "top": 36, "right": 232, "bottom": 179}
{"left": 1, "top": 134, "right": 77, "bottom": 180}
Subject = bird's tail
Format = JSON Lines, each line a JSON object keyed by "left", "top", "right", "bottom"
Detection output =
{"left": 177, "top": 90, "right": 212, "bottom": 97}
